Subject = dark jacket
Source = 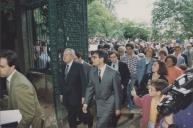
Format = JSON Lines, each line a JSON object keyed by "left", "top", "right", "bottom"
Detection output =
{"left": 59, "top": 61, "right": 87, "bottom": 106}
{"left": 108, "top": 61, "right": 130, "bottom": 88}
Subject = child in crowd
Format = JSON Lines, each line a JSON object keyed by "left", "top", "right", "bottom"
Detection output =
{"left": 131, "top": 79, "right": 168, "bottom": 128}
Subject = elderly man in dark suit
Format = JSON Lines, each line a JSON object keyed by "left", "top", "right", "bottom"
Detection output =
{"left": 82, "top": 50, "right": 122, "bottom": 128}
{"left": 0, "top": 50, "right": 44, "bottom": 128}
{"left": 59, "top": 48, "right": 87, "bottom": 128}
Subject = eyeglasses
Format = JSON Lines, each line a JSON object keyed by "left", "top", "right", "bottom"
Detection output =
{"left": 109, "top": 55, "right": 117, "bottom": 59}
{"left": 126, "top": 48, "right": 132, "bottom": 50}
{"left": 91, "top": 56, "right": 98, "bottom": 59}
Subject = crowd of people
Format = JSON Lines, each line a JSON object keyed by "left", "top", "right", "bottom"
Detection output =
{"left": 33, "top": 40, "right": 51, "bottom": 72}
{"left": 85, "top": 38, "right": 193, "bottom": 128}
{"left": 0, "top": 38, "right": 193, "bottom": 128}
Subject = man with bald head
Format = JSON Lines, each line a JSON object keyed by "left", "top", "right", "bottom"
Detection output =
{"left": 59, "top": 48, "right": 87, "bottom": 128}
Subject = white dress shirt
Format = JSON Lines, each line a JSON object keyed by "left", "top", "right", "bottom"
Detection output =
{"left": 6, "top": 69, "right": 16, "bottom": 91}
{"left": 98, "top": 64, "right": 106, "bottom": 79}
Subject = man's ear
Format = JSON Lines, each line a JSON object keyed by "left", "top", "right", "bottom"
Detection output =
{"left": 100, "top": 57, "right": 104, "bottom": 62}
{"left": 11, "top": 65, "right": 15, "bottom": 70}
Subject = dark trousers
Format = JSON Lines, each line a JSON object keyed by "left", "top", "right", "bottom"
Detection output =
{"left": 66, "top": 105, "right": 81, "bottom": 128}
{"left": 122, "top": 86, "right": 128, "bottom": 106}
{"left": 110, "top": 114, "right": 120, "bottom": 128}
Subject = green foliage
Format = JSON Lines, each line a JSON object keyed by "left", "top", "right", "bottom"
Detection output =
{"left": 152, "top": 0, "right": 193, "bottom": 41}
{"left": 120, "top": 20, "right": 150, "bottom": 41}
{"left": 88, "top": 1, "right": 118, "bottom": 37}
{"left": 33, "top": 5, "right": 49, "bottom": 40}
{"left": 88, "top": 0, "right": 95, "bottom": 4}
{"left": 88, "top": 1, "right": 150, "bottom": 40}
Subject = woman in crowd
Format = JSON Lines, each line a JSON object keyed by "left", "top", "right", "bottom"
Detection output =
{"left": 138, "top": 60, "right": 168, "bottom": 96}
{"left": 165, "top": 55, "right": 183, "bottom": 85}
{"left": 137, "top": 47, "right": 156, "bottom": 87}
{"left": 158, "top": 50, "right": 167, "bottom": 62}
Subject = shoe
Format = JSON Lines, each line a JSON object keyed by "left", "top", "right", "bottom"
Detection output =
{"left": 127, "top": 113, "right": 134, "bottom": 120}
{"left": 127, "top": 104, "right": 136, "bottom": 110}
{"left": 76, "top": 120, "right": 81, "bottom": 125}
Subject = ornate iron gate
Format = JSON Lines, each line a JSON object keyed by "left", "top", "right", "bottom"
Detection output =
{"left": 48, "top": 0, "right": 88, "bottom": 127}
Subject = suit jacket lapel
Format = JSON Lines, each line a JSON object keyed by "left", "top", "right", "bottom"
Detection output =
{"left": 101, "top": 66, "right": 109, "bottom": 83}
{"left": 94, "top": 69, "right": 100, "bottom": 84}
{"left": 118, "top": 62, "right": 121, "bottom": 72}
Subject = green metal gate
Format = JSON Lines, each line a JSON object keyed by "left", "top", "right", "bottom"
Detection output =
{"left": 48, "top": 0, "right": 88, "bottom": 127}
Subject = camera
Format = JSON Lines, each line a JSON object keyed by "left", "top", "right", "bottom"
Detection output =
{"left": 157, "top": 73, "right": 193, "bottom": 116}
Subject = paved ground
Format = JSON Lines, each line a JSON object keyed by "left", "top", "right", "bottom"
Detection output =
{"left": 78, "top": 107, "right": 141, "bottom": 128}
{"left": 41, "top": 101, "right": 141, "bottom": 128}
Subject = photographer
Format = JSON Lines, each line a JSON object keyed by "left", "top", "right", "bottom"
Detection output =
{"left": 158, "top": 73, "right": 193, "bottom": 128}
{"left": 160, "top": 101, "right": 193, "bottom": 128}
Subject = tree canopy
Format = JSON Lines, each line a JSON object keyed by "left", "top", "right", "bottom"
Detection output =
{"left": 152, "top": 0, "right": 193, "bottom": 41}
{"left": 88, "top": 1, "right": 118, "bottom": 37}
{"left": 88, "top": 1, "right": 150, "bottom": 41}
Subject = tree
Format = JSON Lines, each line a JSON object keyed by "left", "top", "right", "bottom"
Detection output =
{"left": 152, "top": 0, "right": 193, "bottom": 41}
{"left": 120, "top": 20, "right": 150, "bottom": 41}
{"left": 88, "top": 1, "right": 118, "bottom": 37}
{"left": 88, "top": 1, "right": 150, "bottom": 40}
{"left": 100, "top": 0, "right": 123, "bottom": 13}
{"left": 88, "top": 0, "right": 95, "bottom": 4}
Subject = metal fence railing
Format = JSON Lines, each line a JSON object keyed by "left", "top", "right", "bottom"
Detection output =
{"left": 32, "top": 5, "right": 50, "bottom": 73}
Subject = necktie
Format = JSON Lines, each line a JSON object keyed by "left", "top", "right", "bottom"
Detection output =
{"left": 113, "top": 64, "right": 115, "bottom": 68}
{"left": 65, "top": 65, "right": 69, "bottom": 78}
{"left": 98, "top": 69, "right": 101, "bottom": 82}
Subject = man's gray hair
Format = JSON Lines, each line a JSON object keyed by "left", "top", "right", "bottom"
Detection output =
{"left": 64, "top": 48, "right": 76, "bottom": 57}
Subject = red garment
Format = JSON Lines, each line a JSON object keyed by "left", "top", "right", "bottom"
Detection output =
{"left": 133, "top": 95, "right": 152, "bottom": 128}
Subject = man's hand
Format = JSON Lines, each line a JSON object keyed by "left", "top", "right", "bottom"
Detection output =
{"left": 162, "top": 114, "right": 174, "bottom": 128}
{"left": 121, "top": 84, "right": 124, "bottom": 89}
{"left": 60, "top": 95, "right": 63, "bottom": 103}
{"left": 82, "top": 104, "right": 88, "bottom": 113}
{"left": 115, "top": 110, "right": 121, "bottom": 116}
{"left": 131, "top": 88, "right": 137, "bottom": 97}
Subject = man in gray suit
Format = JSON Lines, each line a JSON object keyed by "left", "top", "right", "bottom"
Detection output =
{"left": 82, "top": 50, "right": 122, "bottom": 128}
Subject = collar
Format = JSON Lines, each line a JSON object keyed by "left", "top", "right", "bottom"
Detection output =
{"left": 99, "top": 64, "right": 106, "bottom": 70}
{"left": 111, "top": 61, "right": 118, "bottom": 66}
{"left": 66, "top": 60, "right": 73, "bottom": 69}
{"left": 127, "top": 52, "right": 135, "bottom": 58}
{"left": 98, "top": 64, "right": 106, "bottom": 78}
{"left": 7, "top": 69, "right": 16, "bottom": 83}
